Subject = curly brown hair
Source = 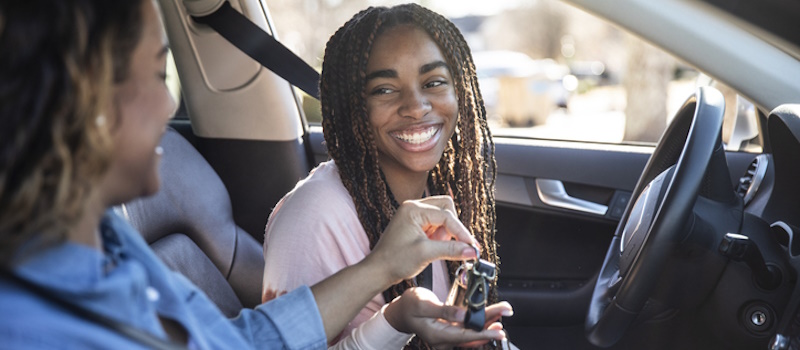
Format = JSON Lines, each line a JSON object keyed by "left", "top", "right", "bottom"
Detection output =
{"left": 0, "top": 0, "right": 144, "bottom": 264}
{"left": 320, "top": 4, "right": 499, "bottom": 349}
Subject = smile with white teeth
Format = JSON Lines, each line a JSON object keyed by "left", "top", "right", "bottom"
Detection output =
{"left": 392, "top": 125, "right": 439, "bottom": 145}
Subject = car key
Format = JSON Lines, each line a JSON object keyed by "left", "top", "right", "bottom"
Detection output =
{"left": 446, "top": 245, "right": 497, "bottom": 331}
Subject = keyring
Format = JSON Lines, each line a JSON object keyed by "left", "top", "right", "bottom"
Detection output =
{"left": 469, "top": 244, "right": 480, "bottom": 264}
{"left": 447, "top": 253, "right": 497, "bottom": 331}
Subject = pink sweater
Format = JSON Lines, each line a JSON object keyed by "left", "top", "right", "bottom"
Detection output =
{"left": 262, "top": 160, "right": 450, "bottom": 343}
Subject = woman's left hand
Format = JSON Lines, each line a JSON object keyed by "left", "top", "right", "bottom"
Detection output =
{"left": 383, "top": 287, "right": 513, "bottom": 349}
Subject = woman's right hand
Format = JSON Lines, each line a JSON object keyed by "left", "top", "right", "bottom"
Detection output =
{"left": 313, "top": 196, "right": 481, "bottom": 342}
{"left": 383, "top": 288, "right": 511, "bottom": 349}
{"left": 367, "top": 196, "right": 480, "bottom": 284}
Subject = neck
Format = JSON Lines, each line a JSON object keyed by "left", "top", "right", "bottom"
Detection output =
{"left": 381, "top": 166, "right": 429, "bottom": 204}
{"left": 66, "top": 192, "right": 106, "bottom": 252}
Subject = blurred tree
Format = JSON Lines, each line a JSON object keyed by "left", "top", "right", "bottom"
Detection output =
{"left": 481, "top": 0, "right": 566, "bottom": 59}
{"left": 266, "top": 0, "right": 369, "bottom": 123}
{"left": 623, "top": 36, "right": 673, "bottom": 142}
{"left": 266, "top": 0, "right": 369, "bottom": 68}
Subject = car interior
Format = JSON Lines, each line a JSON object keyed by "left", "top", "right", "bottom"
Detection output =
{"left": 118, "top": 128, "right": 264, "bottom": 318}
{"left": 120, "top": 0, "right": 800, "bottom": 349}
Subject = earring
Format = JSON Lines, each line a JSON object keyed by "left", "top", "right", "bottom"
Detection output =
{"left": 95, "top": 114, "right": 106, "bottom": 127}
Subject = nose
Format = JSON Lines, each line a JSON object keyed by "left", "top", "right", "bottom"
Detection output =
{"left": 397, "top": 88, "right": 431, "bottom": 119}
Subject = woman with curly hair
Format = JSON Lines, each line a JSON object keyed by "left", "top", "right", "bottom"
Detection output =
{"left": 263, "top": 4, "right": 508, "bottom": 349}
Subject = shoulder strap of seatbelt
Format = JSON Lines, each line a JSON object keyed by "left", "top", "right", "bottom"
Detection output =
{"left": 192, "top": 2, "right": 320, "bottom": 100}
{"left": 417, "top": 263, "right": 434, "bottom": 290}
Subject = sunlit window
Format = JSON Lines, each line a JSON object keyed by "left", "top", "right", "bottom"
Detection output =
{"left": 267, "top": 0, "right": 750, "bottom": 147}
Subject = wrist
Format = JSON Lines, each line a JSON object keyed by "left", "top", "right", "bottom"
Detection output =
{"left": 357, "top": 253, "right": 397, "bottom": 293}
{"left": 383, "top": 298, "right": 410, "bottom": 334}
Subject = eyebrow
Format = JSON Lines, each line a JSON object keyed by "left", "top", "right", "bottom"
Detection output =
{"left": 365, "top": 69, "right": 397, "bottom": 82}
{"left": 419, "top": 60, "right": 448, "bottom": 75}
{"left": 365, "top": 60, "right": 450, "bottom": 82}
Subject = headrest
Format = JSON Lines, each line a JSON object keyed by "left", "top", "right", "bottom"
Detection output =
{"left": 123, "top": 128, "right": 237, "bottom": 276}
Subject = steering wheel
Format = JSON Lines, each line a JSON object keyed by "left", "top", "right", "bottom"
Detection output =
{"left": 585, "top": 86, "right": 726, "bottom": 347}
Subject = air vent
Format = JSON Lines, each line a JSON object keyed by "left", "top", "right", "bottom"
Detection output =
{"left": 736, "top": 154, "right": 768, "bottom": 205}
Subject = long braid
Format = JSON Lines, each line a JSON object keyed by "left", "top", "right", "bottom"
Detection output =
{"left": 321, "top": 4, "right": 499, "bottom": 349}
{"left": 322, "top": 9, "right": 390, "bottom": 247}
{"left": 416, "top": 6, "right": 500, "bottom": 308}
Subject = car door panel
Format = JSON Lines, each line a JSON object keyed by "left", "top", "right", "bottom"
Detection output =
{"left": 493, "top": 137, "right": 760, "bottom": 349}
{"left": 494, "top": 138, "right": 648, "bottom": 332}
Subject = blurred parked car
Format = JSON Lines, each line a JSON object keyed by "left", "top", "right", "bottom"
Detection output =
{"left": 473, "top": 50, "right": 576, "bottom": 126}
{"left": 567, "top": 60, "right": 610, "bottom": 86}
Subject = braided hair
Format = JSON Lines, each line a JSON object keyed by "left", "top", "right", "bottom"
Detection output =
{"left": 320, "top": 4, "right": 499, "bottom": 349}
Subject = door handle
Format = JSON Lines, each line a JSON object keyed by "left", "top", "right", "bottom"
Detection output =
{"left": 535, "top": 179, "right": 608, "bottom": 215}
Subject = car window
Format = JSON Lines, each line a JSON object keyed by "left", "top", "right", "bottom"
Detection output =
{"left": 165, "top": 51, "right": 184, "bottom": 119}
{"left": 267, "top": 0, "right": 759, "bottom": 150}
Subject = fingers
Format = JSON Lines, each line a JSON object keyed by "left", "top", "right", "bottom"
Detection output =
{"left": 427, "top": 225, "right": 450, "bottom": 241}
{"left": 457, "top": 325, "right": 506, "bottom": 348}
{"left": 430, "top": 324, "right": 506, "bottom": 348}
{"left": 484, "top": 301, "right": 514, "bottom": 325}
{"left": 422, "top": 240, "right": 478, "bottom": 262}
{"left": 445, "top": 302, "right": 511, "bottom": 348}
{"left": 393, "top": 288, "right": 509, "bottom": 348}
{"left": 372, "top": 196, "right": 478, "bottom": 282}
{"left": 459, "top": 303, "right": 512, "bottom": 347}
{"left": 415, "top": 195, "right": 458, "bottom": 214}
{"left": 485, "top": 322, "right": 504, "bottom": 331}
{"left": 403, "top": 289, "right": 464, "bottom": 322}
{"left": 385, "top": 288, "right": 447, "bottom": 333}
{"left": 456, "top": 322, "right": 505, "bottom": 348}
{"left": 401, "top": 198, "right": 479, "bottom": 248}
{"left": 438, "top": 305, "right": 466, "bottom": 324}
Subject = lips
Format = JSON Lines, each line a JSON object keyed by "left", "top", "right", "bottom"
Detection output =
{"left": 390, "top": 124, "right": 440, "bottom": 145}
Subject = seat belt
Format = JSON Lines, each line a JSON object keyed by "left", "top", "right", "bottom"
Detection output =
{"left": 417, "top": 264, "right": 434, "bottom": 290}
{"left": 192, "top": 2, "right": 320, "bottom": 100}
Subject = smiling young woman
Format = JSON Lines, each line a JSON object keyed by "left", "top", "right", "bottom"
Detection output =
{"left": 262, "top": 4, "right": 504, "bottom": 349}
{"left": 364, "top": 24, "right": 460, "bottom": 203}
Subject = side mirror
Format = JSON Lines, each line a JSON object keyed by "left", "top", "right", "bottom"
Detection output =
{"left": 697, "top": 74, "right": 760, "bottom": 152}
{"left": 723, "top": 93, "right": 759, "bottom": 152}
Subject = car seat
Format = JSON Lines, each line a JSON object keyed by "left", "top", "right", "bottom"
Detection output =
{"left": 118, "top": 127, "right": 264, "bottom": 317}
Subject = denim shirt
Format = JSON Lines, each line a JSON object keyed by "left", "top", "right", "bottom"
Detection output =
{"left": 0, "top": 210, "right": 327, "bottom": 349}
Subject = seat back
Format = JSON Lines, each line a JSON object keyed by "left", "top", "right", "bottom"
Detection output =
{"left": 121, "top": 128, "right": 264, "bottom": 317}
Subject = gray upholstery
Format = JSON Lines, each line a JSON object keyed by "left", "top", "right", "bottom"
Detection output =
{"left": 122, "top": 128, "right": 264, "bottom": 317}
